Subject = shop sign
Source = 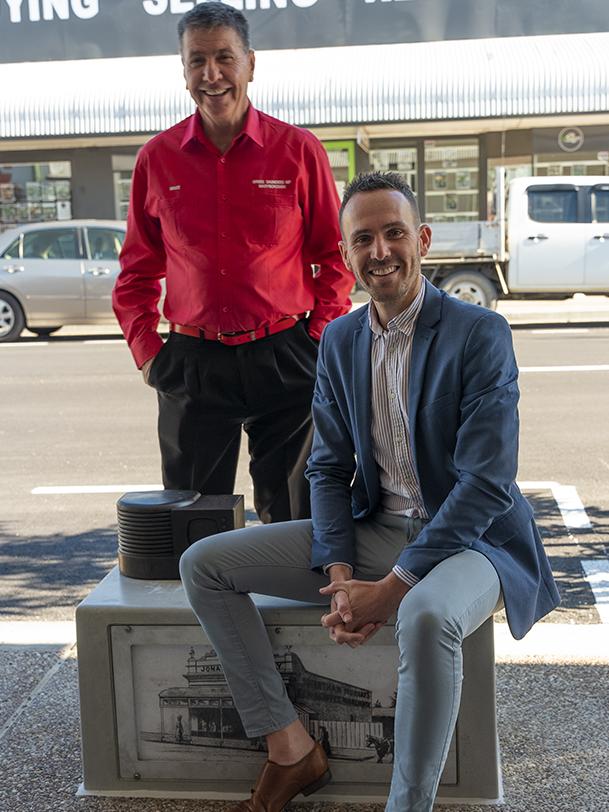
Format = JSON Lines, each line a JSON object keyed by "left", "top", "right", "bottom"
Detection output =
{"left": 558, "top": 127, "right": 585, "bottom": 153}
{"left": 534, "top": 126, "right": 609, "bottom": 159}
{"left": 1, "top": 0, "right": 609, "bottom": 64}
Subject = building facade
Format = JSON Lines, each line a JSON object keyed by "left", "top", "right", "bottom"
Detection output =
{"left": 1, "top": 32, "right": 608, "bottom": 231}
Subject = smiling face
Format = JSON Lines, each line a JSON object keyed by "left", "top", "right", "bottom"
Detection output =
{"left": 339, "top": 189, "right": 432, "bottom": 327}
{"left": 181, "top": 25, "right": 255, "bottom": 136}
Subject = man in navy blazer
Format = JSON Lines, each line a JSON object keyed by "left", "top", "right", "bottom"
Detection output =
{"left": 310, "top": 239, "right": 558, "bottom": 644}
{"left": 180, "top": 172, "right": 560, "bottom": 812}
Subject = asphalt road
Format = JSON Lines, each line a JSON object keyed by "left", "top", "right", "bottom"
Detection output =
{"left": 1, "top": 325, "right": 608, "bottom": 624}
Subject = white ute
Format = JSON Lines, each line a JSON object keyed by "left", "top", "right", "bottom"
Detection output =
{"left": 424, "top": 174, "right": 609, "bottom": 309}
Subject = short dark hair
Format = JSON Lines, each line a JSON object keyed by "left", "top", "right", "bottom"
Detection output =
{"left": 178, "top": 2, "right": 250, "bottom": 51}
{"left": 339, "top": 171, "right": 421, "bottom": 227}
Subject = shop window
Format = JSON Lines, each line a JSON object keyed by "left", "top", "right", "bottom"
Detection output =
{"left": 22, "top": 228, "right": 80, "bottom": 260}
{"left": 322, "top": 141, "right": 356, "bottom": 198}
{"left": 591, "top": 188, "right": 609, "bottom": 223}
{"left": 424, "top": 139, "right": 479, "bottom": 222}
{"left": 369, "top": 148, "right": 417, "bottom": 193}
{"left": 113, "top": 171, "right": 133, "bottom": 220}
{"left": 112, "top": 155, "right": 137, "bottom": 221}
{"left": 533, "top": 156, "right": 609, "bottom": 178}
{"left": 0, "top": 162, "right": 72, "bottom": 230}
{"left": 527, "top": 188, "right": 578, "bottom": 223}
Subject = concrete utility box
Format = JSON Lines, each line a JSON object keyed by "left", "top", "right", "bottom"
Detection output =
{"left": 76, "top": 567, "right": 502, "bottom": 804}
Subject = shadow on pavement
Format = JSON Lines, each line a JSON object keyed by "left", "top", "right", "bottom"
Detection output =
{"left": 0, "top": 523, "right": 118, "bottom": 616}
{"left": 494, "top": 494, "right": 609, "bottom": 625}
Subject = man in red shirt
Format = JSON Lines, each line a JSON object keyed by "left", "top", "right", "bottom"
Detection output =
{"left": 113, "top": 3, "right": 352, "bottom": 522}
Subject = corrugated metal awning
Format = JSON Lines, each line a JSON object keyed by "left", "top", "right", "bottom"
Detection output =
{"left": 1, "top": 32, "right": 608, "bottom": 139}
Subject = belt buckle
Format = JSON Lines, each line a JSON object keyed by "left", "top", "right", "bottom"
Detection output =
{"left": 217, "top": 331, "right": 225, "bottom": 343}
{"left": 248, "top": 330, "right": 257, "bottom": 341}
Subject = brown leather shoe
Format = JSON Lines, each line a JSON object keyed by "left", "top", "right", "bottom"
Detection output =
{"left": 229, "top": 742, "right": 331, "bottom": 811}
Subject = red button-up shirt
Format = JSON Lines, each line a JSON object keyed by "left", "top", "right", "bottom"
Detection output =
{"left": 113, "top": 104, "right": 353, "bottom": 368}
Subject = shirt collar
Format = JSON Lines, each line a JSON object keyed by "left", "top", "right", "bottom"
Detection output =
{"left": 368, "top": 279, "right": 426, "bottom": 338}
{"left": 180, "top": 102, "right": 264, "bottom": 151}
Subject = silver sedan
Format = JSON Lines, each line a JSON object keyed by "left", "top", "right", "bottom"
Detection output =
{"left": 0, "top": 220, "right": 126, "bottom": 341}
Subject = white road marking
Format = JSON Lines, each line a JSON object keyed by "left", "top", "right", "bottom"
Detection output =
{"left": 0, "top": 341, "right": 48, "bottom": 348}
{"left": 518, "top": 480, "right": 559, "bottom": 489}
{"left": 0, "top": 339, "right": 124, "bottom": 349}
{"left": 518, "top": 481, "right": 592, "bottom": 529}
{"left": 32, "top": 484, "right": 162, "bottom": 495}
{"left": 519, "top": 364, "right": 609, "bottom": 372}
{"left": 580, "top": 561, "right": 609, "bottom": 624}
{"left": 82, "top": 339, "right": 126, "bottom": 345}
{"left": 494, "top": 622, "right": 609, "bottom": 662}
{"left": 530, "top": 328, "right": 590, "bottom": 334}
{"left": 0, "top": 620, "right": 75, "bottom": 646}
{"left": 551, "top": 484, "right": 594, "bottom": 529}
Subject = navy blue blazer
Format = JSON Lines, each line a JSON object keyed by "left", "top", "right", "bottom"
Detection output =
{"left": 306, "top": 280, "right": 560, "bottom": 640}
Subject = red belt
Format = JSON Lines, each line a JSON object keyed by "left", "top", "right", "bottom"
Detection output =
{"left": 170, "top": 313, "right": 307, "bottom": 346}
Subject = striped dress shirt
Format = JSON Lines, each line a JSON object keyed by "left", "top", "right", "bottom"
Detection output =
{"left": 325, "top": 282, "right": 427, "bottom": 589}
{"left": 369, "top": 282, "right": 428, "bottom": 587}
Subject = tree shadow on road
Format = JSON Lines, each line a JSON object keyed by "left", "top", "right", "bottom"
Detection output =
{"left": 1, "top": 498, "right": 606, "bottom": 620}
{"left": 527, "top": 492, "right": 609, "bottom": 545}
{"left": 0, "top": 523, "right": 118, "bottom": 616}
{"left": 525, "top": 493, "right": 609, "bottom": 622}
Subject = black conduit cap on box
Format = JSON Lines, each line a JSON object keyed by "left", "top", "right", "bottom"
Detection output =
{"left": 117, "top": 490, "right": 201, "bottom": 580}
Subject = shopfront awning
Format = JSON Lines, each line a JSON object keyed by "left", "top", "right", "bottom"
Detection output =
{"left": 1, "top": 32, "right": 608, "bottom": 139}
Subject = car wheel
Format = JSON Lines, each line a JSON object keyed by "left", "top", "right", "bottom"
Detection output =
{"left": 29, "top": 326, "right": 62, "bottom": 337}
{"left": 0, "top": 291, "right": 25, "bottom": 342}
{"left": 439, "top": 272, "right": 498, "bottom": 310}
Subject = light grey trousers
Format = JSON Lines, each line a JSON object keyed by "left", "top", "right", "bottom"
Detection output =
{"left": 179, "top": 513, "right": 502, "bottom": 812}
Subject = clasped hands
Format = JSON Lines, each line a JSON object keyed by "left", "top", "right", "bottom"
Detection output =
{"left": 319, "top": 565, "right": 410, "bottom": 648}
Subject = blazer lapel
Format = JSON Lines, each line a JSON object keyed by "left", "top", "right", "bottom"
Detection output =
{"left": 408, "top": 280, "right": 442, "bottom": 469}
{"left": 351, "top": 307, "right": 377, "bottom": 502}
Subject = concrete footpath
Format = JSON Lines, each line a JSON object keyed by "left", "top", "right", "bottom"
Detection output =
{"left": 354, "top": 291, "right": 609, "bottom": 326}
{"left": 3, "top": 296, "right": 608, "bottom": 812}
{"left": 498, "top": 292, "right": 609, "bottom": 326}
{"left": 0, "top": 622, "right": 608, "bottom": 812}
{"left": 19, "top": 292, "right": 609, "bottom": 341}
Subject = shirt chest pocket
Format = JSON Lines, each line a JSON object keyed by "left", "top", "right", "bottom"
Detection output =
{"left": 248, "top": 189, "right": 298, "bottom": 248}
{"left": 158, "top": 196, "right": 209, "bottom": 247}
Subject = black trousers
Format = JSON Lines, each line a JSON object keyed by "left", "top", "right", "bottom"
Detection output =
{"left": 147, "top": 320, "right": 318, "bottom": 523}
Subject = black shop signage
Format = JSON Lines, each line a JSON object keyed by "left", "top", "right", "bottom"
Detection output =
{"left": 1, "top": 0, "right": 608, "bottom": 64}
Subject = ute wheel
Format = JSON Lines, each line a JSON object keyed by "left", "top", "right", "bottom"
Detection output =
{"left": 440, "top": 272, "right": 498, "bottom": 310}
{"left": 29, "top": 326, "right": 62, "bottom": 337}
{"left": 0, "top": 291, "right": 25, "bottom": 342}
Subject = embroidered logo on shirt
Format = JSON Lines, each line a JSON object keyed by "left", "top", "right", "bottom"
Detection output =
{"left": 252, "top": 179, "right": 292, "bottom": 190}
